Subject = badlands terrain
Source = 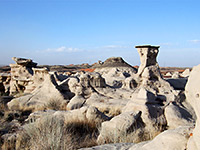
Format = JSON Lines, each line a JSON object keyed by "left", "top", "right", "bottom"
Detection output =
{"left": 0, "top": 45, "right": 198, "bottom": 150}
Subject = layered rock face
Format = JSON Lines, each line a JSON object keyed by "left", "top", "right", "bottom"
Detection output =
{"left": 9, "top": 57, "right": 37, "bottom": 95}
{"left": 0, "top": 73, "right": 11, "bottom": 94}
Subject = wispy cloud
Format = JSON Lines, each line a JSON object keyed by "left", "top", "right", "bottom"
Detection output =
{"left": 160, "top": 43, "right": 173, "bottom": 46}
{"left": 37, "top": 46, "right": 83, "bottom": 53}
{"left": 102, "top": 45, "right": 128, "bottom": 49}
{"left": 189, "top": 39, "right": 200, "bottom": 43}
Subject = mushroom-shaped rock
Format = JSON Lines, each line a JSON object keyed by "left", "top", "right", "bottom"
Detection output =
{"left": 135, "top": 45, "right": 159, "bottom": 76}
{"left": 12, "top": 57, "right": 37, "bottom": 67}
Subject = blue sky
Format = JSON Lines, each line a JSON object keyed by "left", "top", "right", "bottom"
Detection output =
{"left": 0, "top": 0, "right": 200, "bottom": 67}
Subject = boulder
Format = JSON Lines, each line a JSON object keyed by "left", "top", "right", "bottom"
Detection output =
{"left": 172, "top": 71, "right": 180, "bottom": 79}
{"left": 130, "top": 126, "right": 192, "bottom": 150}
{"left": 164, "top": 102, "right": 193, "bottom": 129}
{"left": 122, "top": 100, "right": 166, "bottom": 132}
{"left": 79, "top": 143, "right": 135, "bottom": 150}
{"left": 67, "top": 94, "right": 86, "bottom": 110}
{"left": 165, "top": 72, "right": 172, "bottom": 77}
{"left": 86, "top": 106, "right": 110, "bottom": 123}
{"left": 185, "top": 64, "right": 200, "bottom": 150}
{"left": 97, "top": 111, "right": 143, "bottom": 144}
{"left": 181, "top": 68, "right": 190, "bottom": 78}
{"left": 26, "top": 106, "right": 109, "bottom": 125}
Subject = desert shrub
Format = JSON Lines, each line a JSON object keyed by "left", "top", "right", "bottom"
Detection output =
{"left": 98, "top": 105, "right": 122, "bottom": 117}
{"left": 1, "top": 133, "right": 17, "bottom": 150}
{"left": 17, "top": 115, "right": 98, "bottom": 150}
{"left": 44, "top": 98, "right": 67, "bottom": 111}
{"left": 0, "top": 109, "right": 32, "bottom": 150}
{"left": 17, "top": 115, "right": 72, "bottom": 150}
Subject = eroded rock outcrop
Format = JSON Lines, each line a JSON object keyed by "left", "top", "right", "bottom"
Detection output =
{"left": 186, "top": 64, "right": 200, "bottom": 150}
{"left": 9, "top": 57, "right": 51, "bottom": 95}
{"left": 181, "top": 68, "right": 190, "bottom": 78}
{"left": 97, "top": 111, "right": 143, "bottom": 144}
{"left": 9, "top": 57, "right": 35, "bottom": 95}
{"left": 0, "top": 73, "right": 11, "bottom": 94}
{"left": 134, "top": 45, "right": 177, "bottom": 102}
{"left": 4, "top": 45, "right": 197, "bottom": 150}
{"left": 8, "top": 73, "right": 67, "bottom": 110}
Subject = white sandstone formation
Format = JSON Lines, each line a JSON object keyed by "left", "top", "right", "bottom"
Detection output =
{"left": 181, "top": 68, "right": 190, "bottom": 78}
{"left": 26, "top": 106, "right": 110, "bottom": 124}
{"left": 5, "top": 45, "right": 198, "bottom": 150}
{"left": 8, "top": 73, "right": 67, "bottom": 110}
{"left": 165, "top": 72, "right": 172, "bottom": 77}
{"left": 135, "top": 45, "right": 159, "bottom": 76}
{"left": 67, "top": 94, "right": 86, "bottom": 110}
{"left": 97, "top": 111, "right": 142, "bottom": 144}
{"left": 0, "top": 73, "right": 11, "bottom": 94}
{"left": 186, "top": 64, "right": 200, "bottom": 150}
{"left": 172, "top": 71, "right": 180, "bottom": 79}
{"left": 133, "top": 45, "right": 178, "bottom": 102}
{"left": 164, "top": 102, "right": 193, "bottom": 129}
{"left": 95, "top": 57, "right": 137, "bottom": 87}
{"left": 130, "top": 126, "right": 192, "bottom": 150}
{"left": 122, "top": 88, "right": 167, "bottom": 135}
{"left": 9, "top": 57, "right": 50, "bottom": 95}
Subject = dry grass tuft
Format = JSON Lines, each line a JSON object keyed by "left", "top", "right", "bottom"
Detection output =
{"left": 43, "top": 98, "right": 68, "bottom": 111}
{"left": 98, "top": 105, "right": 122, "bottom": 117}
{"left": 17, "top": 115, "right": 98, "bottom": 150}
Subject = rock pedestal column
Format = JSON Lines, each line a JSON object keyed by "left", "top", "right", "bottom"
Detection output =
{"left": 135, "top": 45, "right": 159, "bottom": 76}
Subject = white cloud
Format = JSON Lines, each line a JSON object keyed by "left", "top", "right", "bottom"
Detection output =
{"left": 38, "top": 46, "right": 83, "bottom": 53}
{"left": 160, "top": 43, "right": 172, "bottom": 46}
{"left": 103, "top": 45, "right": 128, "bottom": 49}
{"left": 189, "top": 39, "right": 200, "bottom": 43}
{"left": 55, "top": 46, "right": 66, "bottom": 52}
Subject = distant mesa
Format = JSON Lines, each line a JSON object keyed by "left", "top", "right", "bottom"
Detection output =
{"left": 93, "top": 57, "right": 137, "bottom": 71}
